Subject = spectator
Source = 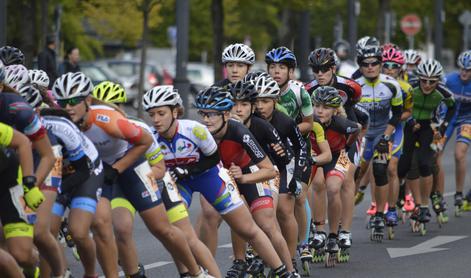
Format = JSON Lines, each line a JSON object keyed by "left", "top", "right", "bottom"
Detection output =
{"left": 37, "top": 34, "right": 58, "bottom": 89}
{"left": 58, "top": 47, "right": 80, "bottom": 75}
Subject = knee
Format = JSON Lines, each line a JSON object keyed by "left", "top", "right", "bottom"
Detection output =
{"left": 69, "top": 223, "right": 90, "bottom": 242}
{"left": 455, "top": 151, "right": 466, "bottom": 162}
{"left": 113, "top": 221, "right": 133, "bottom": 244}
{"left": 327, "top": 186, "right": 340, "bottom": 198}
{"left": 9, "top": 247, "right": 33, "bottom": 267}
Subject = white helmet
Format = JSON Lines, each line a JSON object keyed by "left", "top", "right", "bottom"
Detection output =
{"left": 4, "top": 64, "right": 30, "bottom": 91}
{"left": 222, "top": 43, "right": 255, "bottom": 65}
{"left": 404, "top": 49, "right": 422, "bottom": 65}
{"left": 52, "top": 72, "right": 93, "bottom": 100}
{"left": 29, "top": 69, "right": 50, "bottom": 88}
{"left": 255, "top": 75, "right": 280, "bottom": 98}
{"left": 457, "top": 50, "right": 471, "bottom": 70}
{"left": 416, "top": 58, "right": 443, "bottom": 79}
{"left": 142, "top": 85, "right": 181, "bottom": 111}
{"left": 19, "top": 84, "right": 43, "bottom": 108}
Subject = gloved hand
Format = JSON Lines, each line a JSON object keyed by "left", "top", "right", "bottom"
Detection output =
{"left": 103, "top": 164, "right": 119, "bottom": 186}
{"left": 289, "top": 180, "right": 302, "bottom": 198}
{"left": 375, "top": 135, "right": 390, "bottom": 154}
{"left": 23, "top": 186, "right": 45, "bottom": 211}
{"left": 170, "top": 167, "right": 190, "bottom": 181}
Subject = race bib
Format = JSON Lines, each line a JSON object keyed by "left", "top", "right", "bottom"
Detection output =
{"left": 218, "top": 167, "right": 242, "bottom": 204}
{"left": 249, "top": 165, "right": 271, "bottom": 197}
{"left": 9, "top": 185, "right": 36, "bottom": 224}
{"left": 163, "top": 172, "right": 182, "bottom": 203}
{"left": 460, "top": 124, "right": 471, "bottom": 140}
{"left": 134, "top": 161, "right": 159, "bottom": 202}
{"left": 45, "top": 145, "right": 63, "bottom": 188}
{"left": 334, "top": 150, "right": 351, "bottom": 174}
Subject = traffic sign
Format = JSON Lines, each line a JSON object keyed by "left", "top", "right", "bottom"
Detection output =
{"left": 400, "top": 14, "right": 422, "bottom": 36}
{"left": 459, "top": 10, "right": 471, "bottom": 26}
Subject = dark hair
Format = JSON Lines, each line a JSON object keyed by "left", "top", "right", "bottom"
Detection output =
{"left": 39, "top": 108, "right": 72, "bottom": 121}
{"left": 46, "top": 34, "right": 55, "bottom": 46}
{"left": 64, "top": 46, "right": 78, "bottom": 60}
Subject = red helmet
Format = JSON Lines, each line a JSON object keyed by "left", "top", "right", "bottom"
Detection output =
{"left": 382, "top": 43, "right": 399, "bottom": 52}
{"left": 382, "top": 48, "right": 405, "bottom": 65}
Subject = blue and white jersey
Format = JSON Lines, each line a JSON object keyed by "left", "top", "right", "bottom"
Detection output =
{"left": 445, "top": 72, "right": 471, "bottom": 124}
{"left": 41, "top": 115, "right": 99, "bottom": 163}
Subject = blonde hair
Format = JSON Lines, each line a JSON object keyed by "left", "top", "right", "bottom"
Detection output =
{"left": 90, "top": 97, "right": 127, "bottom": 117}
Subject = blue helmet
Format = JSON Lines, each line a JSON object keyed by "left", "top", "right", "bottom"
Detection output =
{"left": 265, "top": 47, "right": 297, "bottom": 68}
{"left": 194, "top": 86, "right": 234, "bottom": 111}
{"left": 457, "top": 50, "right": 471, "bottom": 70}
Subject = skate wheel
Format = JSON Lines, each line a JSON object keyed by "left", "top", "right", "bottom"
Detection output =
{"left": 302, "top": 260, "right": 310, "bottom": 276}
{"left": 388, "top": 227, "right": 395, "bottom": 240}
{"left": 455, "top": 206, "right": 462, "bottom": 217}
{"left": 72, "top": 247, "right": 80, "bottom": 261}
{"left": 324, "top": 252, "right": 337, "bottom": 268}
{"left": 419, "top": 223, "right": 426, "bottom": 236}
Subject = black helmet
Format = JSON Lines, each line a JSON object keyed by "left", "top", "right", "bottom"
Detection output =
{"left": 0, "top": 46, "right": 25, "bottom": 66}
{"left": 229, "top": 81, "right": 258, "bottom": 102}
{"left": 356, "top": 36, "right": 380, "bottom": 52}
{"left": 311, "top": 86, "right": 342, "bottom": 108}
{"left": 356, "top": 45, "right": 383, "bottom": 63}
{"left": 194, "top": 86, "right": 234, "bottom": 111}
{"left": 308, "top": 48, "right": 336, "bottom": 67}
{"left": 333, "top": 40, "right": 351, "bottom": 55}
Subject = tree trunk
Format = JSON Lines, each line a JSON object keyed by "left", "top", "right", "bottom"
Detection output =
{"left": 137, "top": 0, "right": 150, "bottom": 118}
{"left": 40, "top": 0, "right": 49, "bottom": 51}
{"left": 19, "top": 1, "right": 35, "bottom": 67}
{"left": 212, "top": 0, "right": 223, "bottom": 82}
{"left": 376, "top": 0, "right": 390, "bottom": 43}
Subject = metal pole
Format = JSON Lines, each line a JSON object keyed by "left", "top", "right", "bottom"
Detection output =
{"left": 384, "top": 12, "right": 391, "bottom": 43}
{"left": 348, "top": 0, "right": 358, "bottom": 60}
{"left": 0, "top": 0, "right": 6, "bottom": 46}
{"left": 434, "top": 0, "right": 444, "bottom": 61}
{"left": 299, "top": 11, "right": 310, "bottom": 82}
{"left": 464, "top": 25, "right": 470, "bottom": 51}
{"left": 174, "top": 0, "right": 190, "bottom": 111}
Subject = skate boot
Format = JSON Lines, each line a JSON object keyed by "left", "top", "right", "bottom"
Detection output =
{"left": 431, "top": 192, "right": 448, "bottom": 226}
{"left": 417, "top": 206, "right": 431, "bottom": 236}
{"left": 366, "top": 202, "right": 377, "bottom": 229}
{"left": 337, "top": 230, "right": 351, "bottom": 263}
{"left": 354, "top": 190, "right": 365, "bottom": 205}
{"left": 245, "top": 244, "right": 256, "bottom": 265}
{"left": 298, "top": 244, "right": 312, "bottom": 276}
{"left": 455, "top": 192, "right": 464, "bottom": 217}
{"left": 191, "top": 268, "right": 215, "bottom": 278}
{"left": 385, "top": 208, "right": 398, "bottom": 240}
{"left": 225, "top": 260, "right": 247, "bottom": 278}
{"left": 462, "top": 190, "right": 471, "bottom": 211}
{"left": 271, "top": 265, "right": 298, "bottom": 278}
{"left": 60, "top": 218, "right": 80, "bottom": 261}
{"left": 324, "top": 233, "right": 339, "bottom": 268}
{"left": 370, "top": 213, "right": 384, "bottom": 243}
{"left": 310, "top": 231, "right": 326, "bottom": 263}
{"left": 402, "top": 194, "right": 415, "bottom": 222}
{"left": 246, "top": 256, "right": 265, "bottom": 278}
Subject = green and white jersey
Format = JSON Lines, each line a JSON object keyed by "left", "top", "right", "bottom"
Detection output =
{"left": 278, "top": 80, "right": 313, "bottom": 123}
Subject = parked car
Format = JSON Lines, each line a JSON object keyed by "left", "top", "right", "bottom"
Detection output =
{"left": 81, "top": 62, "right": 138, "bottom": 103}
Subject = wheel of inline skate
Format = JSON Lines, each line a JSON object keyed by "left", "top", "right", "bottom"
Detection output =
{"left": 419, "top": 223, "right": 426, "bottom": 236}
{"left": 324, "top": 252, "right": 336, "bottom": 268}
{"left": 338, "top": 249, "right": 350, "bottom": 263}
{"left": 455, "top": 206, "right": 462, "bottom": 217}
{"left": 302, "top": 260, "right": 310, "bottom": 276}
{"left": 72, "top": 246, "right": 80, "bottom": 261}
{"left": 388, "top": 226, "right": 395, "bottom": 240}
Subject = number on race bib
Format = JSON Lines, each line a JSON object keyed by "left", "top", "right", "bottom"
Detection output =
{"left": 134, "top": 162, "right": 159, "bottom": 202}
{"left": 163, "top": 172, "right": 183, "bottom": 203}
{"left": 461, "top": 124, "right": 471, "bottom": 140}
{"left": 218, "top": 167, "right": 242, "bottom": 204}
{"left": 334, "top": 150, "right": 351, "bottom": 174}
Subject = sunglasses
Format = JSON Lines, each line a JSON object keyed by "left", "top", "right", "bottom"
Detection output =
{"left": 360, "top": 60, "right": 381, "bottom": 68}
{"left": 57, "top": 97, "right": 86, "bottom": 108}
{"left": 419, "top": 78, "right": 439, "bottom": 85}
{"left": 312, "top": 65, "right": 332, "bottom": 74}
{"left": 197, "top": 110, "right": 222, "bottom": 119}
{"left": 383, "top": 62, "right": 401, "bottom": 70}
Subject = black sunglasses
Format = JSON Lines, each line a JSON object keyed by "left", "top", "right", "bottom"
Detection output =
{"left": 57, "top": 97, "right": 86, "bottom": 108}
{"left": 197, "top": 110, "right": 223, "bottom": 118}
{"left": 419, "top": 78, "right": 439, "bottom": 85}
{"left": 360, "top": 60, "right": 381, "bottom": 68}
{"left": 312, "top": 65, "right": 332, "bottom": 74}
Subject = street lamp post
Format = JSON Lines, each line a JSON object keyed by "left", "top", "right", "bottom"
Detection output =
{"left": 174, "top": 0, "right": 191, "bottom": 111}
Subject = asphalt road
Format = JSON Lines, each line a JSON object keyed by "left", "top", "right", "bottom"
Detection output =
{"left": 64, "top": 104, "right": 471, "bottom": 278}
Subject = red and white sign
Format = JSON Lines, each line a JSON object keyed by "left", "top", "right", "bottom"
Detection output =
{"left": 400, "top": 14, "right": 422, "bottom": 36}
